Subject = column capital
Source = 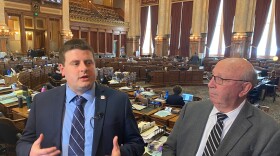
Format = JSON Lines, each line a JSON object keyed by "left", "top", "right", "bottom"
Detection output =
{"left": 0, "top": 25, "right": 10, "bottom": 37}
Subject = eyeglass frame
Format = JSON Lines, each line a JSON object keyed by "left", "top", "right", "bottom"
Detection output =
{"left": 208, "top": 74, "right": 249, "bottom": 85}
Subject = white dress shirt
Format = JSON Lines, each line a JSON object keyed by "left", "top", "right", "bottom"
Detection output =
{"left": 196, "top": 100, "right": 246, "bottom": 156}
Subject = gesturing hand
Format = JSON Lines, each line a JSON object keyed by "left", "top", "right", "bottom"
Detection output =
{"left": 111, "top": 136, "right": 121, "bottom": 156}
{"left": 30, "top": 134, "right": 61, "bottom": 156}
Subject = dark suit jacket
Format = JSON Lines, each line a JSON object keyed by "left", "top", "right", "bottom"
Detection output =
{"left": 163, "top": 100, "right": 280, "bottom": 156}
{"left": 166, "top": 94, "right": 185, "bottom": 106}
{"left": 16, "top": 83, "right": 144, "bottom": 156}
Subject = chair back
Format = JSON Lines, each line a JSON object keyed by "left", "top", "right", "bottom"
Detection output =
{"left": 0, "top": 117, "right": 21, "bottom": 144}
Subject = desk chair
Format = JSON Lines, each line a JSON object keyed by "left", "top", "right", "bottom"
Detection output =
{"left": 259, "top": 105, "right": 270, "bottom": 113}
{"left": 263, "top": 77, "right": 279, "bottom": 102}
{"left": 0, "top": 117, "right": 24, "bottom": 155}
{"left": 165, "top": 104, "right": 183, "bottom": 109}
{"left": 247, "top": 85, "right": 262, "bottom": 104}
{"left": 48, "top": 76, "right": 65, "bottom": 87}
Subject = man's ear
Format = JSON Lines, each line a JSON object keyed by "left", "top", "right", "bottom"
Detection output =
{"left": 239, "top": 82, "right": 253, "bottom": 97}
{"left": 58, "top": 64, "right": 65, "bottom": 76}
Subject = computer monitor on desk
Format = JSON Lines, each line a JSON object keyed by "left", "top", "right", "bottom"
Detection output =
{"left": 182, "top": 93, "right": 193, "bottom": 102}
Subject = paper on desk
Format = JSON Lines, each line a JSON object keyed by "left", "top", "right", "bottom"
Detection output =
{"left": 141, "top": 91, "right": 156, "bottom": 97}
{"left": 154, "top": 98, "right": 166, "bottom": 103}
{"left": 0, "top": 97, "right": 18, "bottom": 104}
{"left": 119, "top": 86, "right": 132, "bottom": 90}
{"left": 141, "top": 126, "right": 159, "bottom": 140}
{"left": 0, "top": 79, "right": 5, "bottom": 84}
{"left": 0, "top": 86, "right": 11, "bottom": 90}
{"left": 154, "top": 110, "right": 171, "bottom": 117}
{"left": 132, "top": 104, "right": 147, "bottom": 111}
{"left": 0, "top": 92, "right": 17, "bottom": 101}
{"left": 109, "top": 80, "right": 119, "bottom": 84}
{"left": 138, "top": 121, "right": 155, "bottom": 133}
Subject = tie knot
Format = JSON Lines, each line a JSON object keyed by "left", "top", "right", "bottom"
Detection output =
{"left": 75, "top": 96, "right": 87, "bottom": 106}
{"left": 217, "top": 113, "right": 228, "bottom": 121}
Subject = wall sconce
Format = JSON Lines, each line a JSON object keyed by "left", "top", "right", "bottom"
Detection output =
{"left": 65, "top": 32, "right": 73, "bottom": 39}
{"left": 233, "top": 33, "right": 246, "bottom": 40}
{"left": 189, "top": 35, "right": 200, "bottom": 41}
{"left": 0, "top": 26, "right": 10, "bottom": 37}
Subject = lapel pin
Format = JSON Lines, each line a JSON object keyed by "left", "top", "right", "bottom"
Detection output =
{"left": 101, "top": 95, "right": 106, "bottom": 100}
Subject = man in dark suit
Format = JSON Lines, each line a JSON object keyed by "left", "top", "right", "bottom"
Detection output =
{"left": 166, "top": 85, "right": 185, "bottom": 106}
{"left": 163, "top": 58, "right": 280, "bottom": 156}
{"left": 16, "top": 39, "right": 144, "bottom": 156}
{"left": 188, "top": 52, "right": 200, "bottom": 65}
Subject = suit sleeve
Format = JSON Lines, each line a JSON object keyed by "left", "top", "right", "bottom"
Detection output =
{"left": 261, "top": 129, "right": 280, "bottom": 156}
{"left": 16, "top": 95, "right": 38, "bottom": 156}
{"left": 120, "top": 96, "right": 145, "bottom": 156}
{"left": 162, "top": 104, "right": 188, "bottom": 156}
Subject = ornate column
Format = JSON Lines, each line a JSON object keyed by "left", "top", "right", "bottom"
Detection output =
{"left": 155, "top": 0, "right": 171, "bottom": 57}
{"left": 125, "top": 0, "right": 140, "bottom": 56}
{"left": 61, "top": 0, "right": 73, "bottom": 43}
{"left": 231, "top": 0, "right": 255, "bottom": 58}
{"left": 189, "top": 0, "right": 206, "bottom": 59}
{"left": 0, "top": 0, "right": 10, "bottom": 52}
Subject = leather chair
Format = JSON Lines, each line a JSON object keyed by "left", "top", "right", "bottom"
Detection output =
{"left": 48, "top": 76, "right": 66, "bottom": 87}
{"left": 0, "top": 116, "right": 24, "bottom": 155}
{"left": 263, "top": 77, "right": 279, "bottom": 102}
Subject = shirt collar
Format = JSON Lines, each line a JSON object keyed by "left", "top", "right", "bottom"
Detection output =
{"left": 210, "top": 99, "right": 246, "bottom": 120}
{"left": 66, "top": 83, "right": 96, "bottom": 104}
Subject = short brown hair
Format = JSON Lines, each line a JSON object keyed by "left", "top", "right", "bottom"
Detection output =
{"left": 173, "top": 85, "right": 182, "bottom": 95}
{"left": 59, "top": 39, "right": 94, "bottom": 65}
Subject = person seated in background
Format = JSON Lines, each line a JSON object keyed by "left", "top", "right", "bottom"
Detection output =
{"left": 188, "top": 52, "right": 200, "bottom": 65}
{"left": 101, "top": 74, "right": 111, "bottom": 85}
{"left": 166, "top": 85, "right": 185, "bottom": 106}
{"left": 14, "top": 65, "right": 23, "bottom": 73}
{"left": 48, "top": 64, "right": 63, "bottom": 81}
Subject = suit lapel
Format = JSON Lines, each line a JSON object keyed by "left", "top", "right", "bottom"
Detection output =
{"left": 191, "top": 101, "right": 213, "bottom": 154}
{"left": 52, "top": 86, "right": 66, "bottom": 149}
{"left": 216, "top": 102, "right": 253, "bottom": 155}
{"left": 92, "top": 84, "right": 108, "bottom": 156}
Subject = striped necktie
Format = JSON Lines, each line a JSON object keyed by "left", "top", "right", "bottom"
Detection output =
{"left": 68, "top": 96, "right": 87, "bottom": 155}
{"left": 203, "top": 113, "right": 228, "bottom": 156}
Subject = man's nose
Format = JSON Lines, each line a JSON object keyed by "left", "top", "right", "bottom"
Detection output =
{"left": 208, "top": 77, "right": 215, "bottom": 88}
{"left": 80, "top": 62, "right": 88, "bottom": 71}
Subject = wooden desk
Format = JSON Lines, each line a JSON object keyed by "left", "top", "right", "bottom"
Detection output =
{"left": 12, "top": 106, "right": 29, "bottom": 119}
{"left": 168, "top": 115, "right": 179, "bottom": 129}
{"left": 0, "top": 101, "right": 26, "bottom": 118}
{"left": 133, "top": 106, "right": 162, "bottom": 121}
{"left": 150, "top": 112, "right": 177, "bottom": 127}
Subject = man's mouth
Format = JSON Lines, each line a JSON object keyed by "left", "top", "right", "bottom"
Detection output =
{"left": 80, "top": 75, "right": 89, "bottom": 80}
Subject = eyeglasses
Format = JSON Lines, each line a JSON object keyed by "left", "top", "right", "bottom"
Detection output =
{"left": 208, "top": 74, "right": 248, "bottom": 85}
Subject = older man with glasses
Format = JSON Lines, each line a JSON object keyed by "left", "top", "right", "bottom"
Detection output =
{"left": 163, "top": 58, "right": 280, "bottom": 156}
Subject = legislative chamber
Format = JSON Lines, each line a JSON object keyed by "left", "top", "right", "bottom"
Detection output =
{"left": 0, "top": 0, "right": 280, "bottom": 155}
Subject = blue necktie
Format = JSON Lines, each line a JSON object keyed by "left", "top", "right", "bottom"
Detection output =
{"left": 203, "top": 113, "right": 228, "bottom": 156}
{"left": 68, "top": 96, "right": 87, "bottom": 155}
